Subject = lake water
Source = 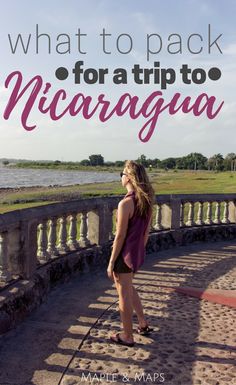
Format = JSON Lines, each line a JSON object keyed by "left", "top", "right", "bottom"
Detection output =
{"left": 0, "top": 167, "right": 120, "bottom": 188}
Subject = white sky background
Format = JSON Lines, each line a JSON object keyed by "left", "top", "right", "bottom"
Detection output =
{"left": 0, "top": 0, "right": 235, "bottom": 162}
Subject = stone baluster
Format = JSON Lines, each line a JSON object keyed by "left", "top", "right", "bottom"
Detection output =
{"left": 205, "top": 202, "right": 213, "bottom": 225}
{"left": 37, "top": 220, "right": 50, "bottom": 262}
{"left": 79, "top": 212, "right": 90, "bottom": 247}
{"left": 47, "top": 218, "right": 59, "bottom": 257}
{"left": 58, "top": 215, "right": 70, "bottom": 253}
{"left": 180, "top": 203, "right": 185, "bottom": 227}
{"left": 0, "top": 232, "right": 11, "bottom": 282}
{"left": 186, "top": 202, "right": 195, "bottom": 226}
{"left": 222, "top": 201, "right": 230, "bottom": 224}
{"left": 229, "top": 201, "right": 236, "bottom": 223}
{"left": 196, "top": 202, "right": 204, "bottom": 225}
{"left": 68, "top": 213, "right": 79, "bottom": 250}
{"left": 213, "top": 202, "right": 221, "bottom": 224}
{"left": 154, "top": 204, "right": 163, "bottom": 230}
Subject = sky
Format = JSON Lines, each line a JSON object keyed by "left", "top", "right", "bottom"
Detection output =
{"left": 0, "top": 0, "right": 235, "bottom": 162}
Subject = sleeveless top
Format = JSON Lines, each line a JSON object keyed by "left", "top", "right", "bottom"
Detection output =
{"left": 120, "top": 190, "right": 151, "bottom": 273}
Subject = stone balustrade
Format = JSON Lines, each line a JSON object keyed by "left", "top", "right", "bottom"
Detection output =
{"left": 154, "top": 194, "right": 236, "bottom": 230}
{"left": 1, "top": 194, "right": 236, "bottom": 286}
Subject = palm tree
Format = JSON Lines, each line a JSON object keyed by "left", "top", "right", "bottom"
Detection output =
{"left": 224, "top": 153, "right": 236, "bottom": 171}
{"left": 208, "top": 154, "right": 224, "bottom": 171}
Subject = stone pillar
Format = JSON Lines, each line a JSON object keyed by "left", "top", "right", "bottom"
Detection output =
{"left": 229, "top": 201, "right": 236, "bottom": 223}
{"left": 19, "top": 220, "right": 38, "bottom": 279}
{"left": 222, "top": 201, "right": 230, "bottom": 224}
{"left": 7, "top": 228, "right": 22, "bottom": 276}
{"left": 186, "top": 202, "right": 195, "bottom": 226}
{"left": 160, "top": 204, "right": 172, "bottom": 229}
{"left": 180, "top": 203, "right": 185, "bottom": 227}
{"left": 196, "top": 202, "right": 204, "bottom": 225}
{"left": 87, "top": 204, "right": 113, "bottom": 245}
{"left": 68, "top": 213, "right": 79, "bottom": 250}
{"left": 213, "top": 202, "right": 221, "bottom": 224}
{"left": 47, "top": 218, "right": 59, "bottom": 257}
{"left": 105, "top": 206, "right": 114, "bottom": 241}
{"left": 205, "top": 202, "right": 213, "bottom": 225}
{"left": 0, "top": 232, "right": 11, "bottom": 282}
{"left": 87, "top": 210, "right": 99, "bottom": 245}
{"left": 37, "top": 220, "right": 50, "bottom": 263}
{"left": 170, "top": 199, "right": 181, "bottom": 229}
{"left": 161, "top": 199, "right": 181, "bottom": 230}
{"left": 79, "top": 212, "right": 90, "bottom": 247}
{"left": 154, "top": 204, "right": 163, "bottom": 230}
{"left": 58, "top": 215, "right": 70, "bottom": 253}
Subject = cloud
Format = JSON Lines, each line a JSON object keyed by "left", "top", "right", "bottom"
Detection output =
{"left": 0, "top": 0, "right": 235, "bottom": 162}
{"left": 223, "top": 43, "right": 236, "bottom": 56}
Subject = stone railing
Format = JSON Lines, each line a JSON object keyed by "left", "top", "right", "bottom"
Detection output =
{"left": 154, "top": 194, "right": 236, "bottom": 230}
{"left": 1, "top": 194, "right": 236, "bottom": 286}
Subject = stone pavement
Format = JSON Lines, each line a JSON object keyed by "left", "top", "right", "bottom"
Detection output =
{"left": 0, "top": 241, "right": 235, "bottom": 385}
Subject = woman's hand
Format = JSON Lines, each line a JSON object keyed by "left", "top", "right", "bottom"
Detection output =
{"left": 107, "top": 260, "right": 115, "bottom": 281}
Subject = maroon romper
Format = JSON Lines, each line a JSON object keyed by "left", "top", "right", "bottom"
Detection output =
{"left": 113, "top": 191, "right": 151, "bottom": 274}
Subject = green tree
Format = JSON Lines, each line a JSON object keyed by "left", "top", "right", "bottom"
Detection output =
{"left": 146, "top": 158, "right": 160, "bottom": 168}
{"left": 152, "top": 158, "right": 161, "bottom": 168}
{"left": 160, "top": 157, "right": 176, "bottom": 169}
{"left": 176, "top": 157, "right": 187, "bottom": 169}
{"left": 115, "top": 160, "right": 125, "bottom": 167}
{"left": 80, "top": 159, "right": 90, "bottom": 166}
{"left": 224, "top": 153, "right": 236, "bottom": 171}
{"left": 208, "top": 154, "right": 224, "bottom": 171}
{"left": 183, "top": 153, "right": 208, "bottom": 170}
{"left": 89, "top": 154, "right": 104, "bottom": 166}
{"left": 105, "top": 161, "right": 115, "bottom": 167}
{"left": 136, "top": 154, "right": 148, "bottom": 167}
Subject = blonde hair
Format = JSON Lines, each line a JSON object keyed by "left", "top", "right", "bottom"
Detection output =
{"left": 124, "top": 160, "right": 155, "bottom": 217}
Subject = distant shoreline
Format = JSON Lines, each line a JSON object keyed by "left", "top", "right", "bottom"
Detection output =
{"left": 0, "top": 170, "right": 235, "bottom": 214}
{"left": 3, "top": 164, "right": 122, "bottom": 172}
{"left": 0, "top": 168, "right": 120, "bottom": 189}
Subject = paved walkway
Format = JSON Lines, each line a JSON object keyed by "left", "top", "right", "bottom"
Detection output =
{"left": 0, "top": 241, "right": 235, "bottom": 385}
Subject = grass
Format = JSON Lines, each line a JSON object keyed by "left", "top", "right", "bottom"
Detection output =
{"left": 0, "top": 201, "right": 56, "bottom": 213}
{"left": 151, "top": 170, "right": 236, "bottom": 194}
{"left": 0, "top": 170, "right": 235, "bottom": 214}
{"left": 11, "top": 163, "right": 123, "bottom": 172}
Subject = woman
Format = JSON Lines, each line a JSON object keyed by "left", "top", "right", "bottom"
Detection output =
{"left": 107, "top": 160, "right": 155, "bottom": 347}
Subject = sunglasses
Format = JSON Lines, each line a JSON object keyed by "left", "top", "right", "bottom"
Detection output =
{"left": 120, "top": 172, "right": 127, "bottom": 178}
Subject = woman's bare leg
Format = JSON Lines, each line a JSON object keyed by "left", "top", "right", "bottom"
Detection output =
{"left": 132, "top": 286, "right": 148, "bottom": 328}
{"left": 114, "top": 272, "right": 134, "bottom": 342}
